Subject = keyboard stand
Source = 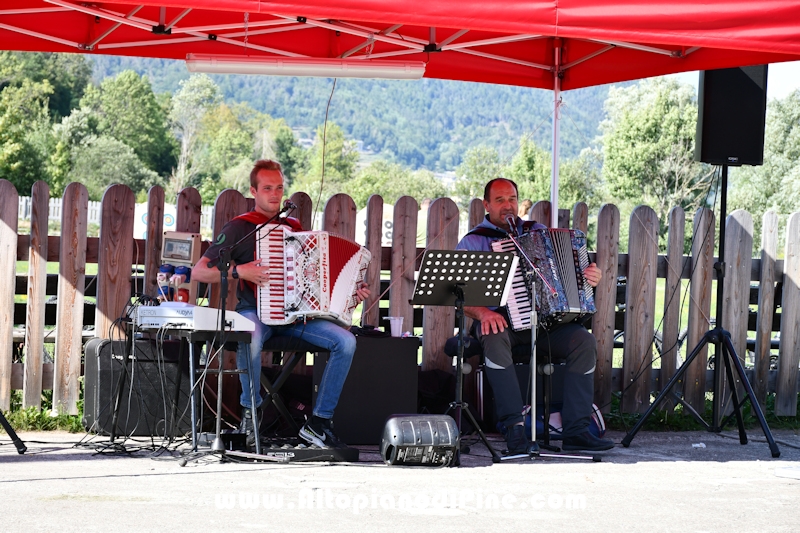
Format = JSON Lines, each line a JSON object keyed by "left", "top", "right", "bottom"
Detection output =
{"left": 162, "top": 330, "right": 256, "bottom": 454}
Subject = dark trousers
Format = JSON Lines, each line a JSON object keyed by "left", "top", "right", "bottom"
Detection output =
{"left": 478, "top": 321, "right": 596, "bottom": 437}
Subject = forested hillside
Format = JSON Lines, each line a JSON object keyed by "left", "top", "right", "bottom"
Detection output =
{"left": 89, "top": 55, "right": 609, "bottom": 170}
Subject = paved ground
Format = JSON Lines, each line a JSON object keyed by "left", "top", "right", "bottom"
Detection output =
{"left": 2, "top": 428, "right": 800, "bottom": 532}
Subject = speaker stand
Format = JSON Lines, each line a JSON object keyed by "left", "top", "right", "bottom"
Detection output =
{"left": 621, "top": 165, "right": 779, "bottom": 457}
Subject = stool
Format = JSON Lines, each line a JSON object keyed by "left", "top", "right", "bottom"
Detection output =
{"left": 260, "top": 337, "right": 330, "bottom": 433}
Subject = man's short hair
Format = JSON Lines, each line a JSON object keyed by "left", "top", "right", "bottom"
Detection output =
{"left": 483, "top": 178, "right": 519, "bottom": 201}
{"left": 250, "top": 159, "right": 283, "bottom": 188}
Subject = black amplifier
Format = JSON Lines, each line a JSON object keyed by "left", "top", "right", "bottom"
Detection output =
{"left": 83, "top": 338, "right": 193, "bottom": 438}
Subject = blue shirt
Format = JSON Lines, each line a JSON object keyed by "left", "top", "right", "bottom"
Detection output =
{"left": 457, "top": 215, "right": 546, "bottom": 252}
{"left": 456, "top": 215, "right": 546, "bottom": 311}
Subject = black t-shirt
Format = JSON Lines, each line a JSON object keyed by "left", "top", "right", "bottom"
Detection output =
{"left": 202, "top": 217, "right": 300, "bottom": 311}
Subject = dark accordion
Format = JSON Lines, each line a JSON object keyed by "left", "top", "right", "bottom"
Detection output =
{"left": 491, "top": 228, "right": 595, "bottom": 330}
{"left": 255, "top": 224, "right": 371, "bottom": 327}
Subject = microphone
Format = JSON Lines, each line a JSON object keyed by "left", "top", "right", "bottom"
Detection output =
{"left": 280, "top": 199, "right": 297, "bottom": 217}
{"left": 504, "top": 214, "right": 518, "bottom": 236}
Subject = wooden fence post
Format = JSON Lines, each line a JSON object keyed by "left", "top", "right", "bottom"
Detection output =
{"left": 323, "top": 193, "right": 357, "bottom": 240}
{"left": 95, "top": 185, "right": 135, "bottom": 341}
{"left": 530, "top": 200, "right": 550, "bottom": 227}
{"left": 572, "top": 202, "right": 588, "bottom": 234}
{"left": 389, "top": 196, "right": 418, "bottom": 337}
{"left": 422, "top": 198, "right": 459, "bottom": 371}
{"left": 361, "top": 194, "right": 383, "bottom": 327}
{"left": 592, "top": 204, "right": 620, "bottom": 413}
{"left": 23, "top": 181, "right": 49, "bottom": 409}
{"left": 776, "top": 212, "right": 800, "bottom": 416}
{"left": 289, "top": 192, "right": 313, "bottom": 230}
{"left": 52, "top": 183, "right": 88, "bottom": 415}
{"left": 207, "top": 189, "right": 249, "bottom": 408}
{"left": 558, "top": 208, "right": 571, "bottom": 229}
{"left": 718, "top": 210, "right": 753, "bottom": 417}
{"left": 0, "top": 180, "right": 19, "bottom": 411}
{"left": 685, "top": 208, "right": 715, "bottom": 411}
{"left": 143, "top": 185, "right": 165, "bottom": 298}
{"left": 209, "top": 190, "right": 248, "bottom": 311}
{"left": 464, "top": 198, "right": 486, "bottom": 409}
{"left": 176, "top": 186, "right": 202, "bottom": 234}
{"left": 754, "top": 211, "right": 778, "bottom": 410}
{"left": 660, "top": 206, "right": 685, "bottom": 410}
{"left": 469, "top": 198, "right": 484, "bottom": 229}
{"left": 621, "top": 205, "right": 659, "bottom": 413}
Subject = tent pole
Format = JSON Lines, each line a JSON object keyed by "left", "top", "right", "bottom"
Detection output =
{"left": 550, "top": 39, "right": 562, "bottom": 228}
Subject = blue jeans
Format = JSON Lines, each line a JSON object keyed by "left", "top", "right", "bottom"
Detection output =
{"left": 236, "top": 308, "right": 357, "bottom": 419}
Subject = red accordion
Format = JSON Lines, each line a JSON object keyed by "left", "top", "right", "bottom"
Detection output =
{"left": 255, "top": 225, "right": 371, "bottom": 326}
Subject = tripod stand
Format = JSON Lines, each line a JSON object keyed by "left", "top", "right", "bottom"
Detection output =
{"left": 622, "top": 165, "right": 780, "bottom": 458}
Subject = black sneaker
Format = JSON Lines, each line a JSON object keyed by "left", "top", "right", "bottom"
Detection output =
{"left": 562, "top": 431, "right": 615, "bottom": 452}
{"left": 240, "top": 406, "right": 264, "bottom": 450}
{"left": 299, "top": 416, "right": 347, "bottom": 449}
{"left": 505, "top": 424, "right": 538, "bottom": 456}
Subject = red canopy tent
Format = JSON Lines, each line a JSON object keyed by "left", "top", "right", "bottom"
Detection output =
{"left": 3, "top": 1, "right": 800, "bottom": 89}
{"left": 3, "top": 1, "right": 800, "bottom": 220}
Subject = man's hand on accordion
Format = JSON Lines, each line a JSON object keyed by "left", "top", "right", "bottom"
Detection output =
{"left": 354, "top": 283, "right": 370, "bottom": 304}
{"left": 583, "top": 263, "right": 602, "bottom": 287}
{"left": 237, "top": 259, "right": 273, "bottom": 286}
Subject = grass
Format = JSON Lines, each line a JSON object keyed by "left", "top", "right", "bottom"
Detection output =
{"left": 604, "top": 391, "right": 800, "bottom": 432}
{"left": 16, "top": 261, "right": 99, "bottom": 276}
{"left": 1, "top": 389, "right": 84, "bottom": 433}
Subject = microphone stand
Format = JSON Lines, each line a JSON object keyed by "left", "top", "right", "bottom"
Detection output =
{"left": 502, "top": 217, "right": 597, "bottom": 461}
{"left": 501, "top": 217, "right": 559, "bottom": 454}
{"left": 202, "top": 201, "right": 297, "bottom": 455}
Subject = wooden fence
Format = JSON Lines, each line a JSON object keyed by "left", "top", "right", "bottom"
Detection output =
{"left": 2, "top": 179, "right": 799, "bottom": 419}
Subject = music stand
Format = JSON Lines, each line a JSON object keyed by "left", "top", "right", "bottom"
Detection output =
{"left": 413, "top": 249, "right": 518, "bottom": 464}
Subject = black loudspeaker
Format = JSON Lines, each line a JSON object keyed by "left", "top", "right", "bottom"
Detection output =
{"left": 694, "top": 65, "right": 768, "bottom": 166}
{"left": 313, "top": 336, "right": 420, "bottom": 445}
{"left": 83, "top": 338, "right": 193, "bottom": 438}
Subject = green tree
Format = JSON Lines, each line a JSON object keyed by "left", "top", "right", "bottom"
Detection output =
{"left": 0, "top": 79, "right": 53, "bottom": 194}
{"left": 81, "top": 70, "right": 177, "bottom": 178}
{"left": 600, "top": 78, "right": 713, "bottom": 241}
{"left": 506, "top": 138, "right": 551, "bottom": 203}
{"left": 348, "top": 161, "right": 448, "bottom": 209}
{"left": 0, "top": 51, "right": 91, "bottom": 120}
{"left": 70, "top": 135, "right": 162, "bottom": 201}
{"left": 197, "top": 159, "right": 252, "bottom": 205}
{"left": 729, "top": 89, "right": 800, "bottom": 251}
{"left": 266, "top": 119, "right": 306, "bottom": 187}
{"left": 48, "top": 107, "right": 99, "bottom": 196}
{"left": 168, "top": 74, "right": 222, "bottom": 192}
{"left": 292, "top": 122, "right": 358, "bottom": 202}
{"left": 454, "top": 145, "right": 502, "bottom": 210}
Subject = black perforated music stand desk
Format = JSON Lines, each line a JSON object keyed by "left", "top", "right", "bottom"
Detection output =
{"left": 412, "top": 249, "right": 517, "bottom": 464}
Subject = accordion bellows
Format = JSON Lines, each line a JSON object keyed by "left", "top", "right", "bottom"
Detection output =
{"left": 256, "top": 224, "right": 371, "bottom": 326}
